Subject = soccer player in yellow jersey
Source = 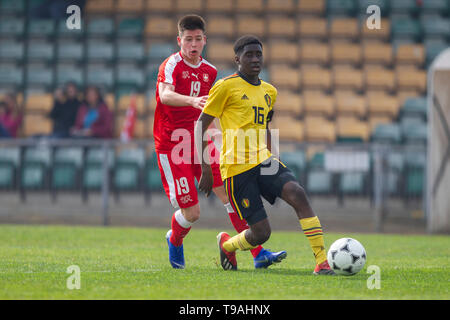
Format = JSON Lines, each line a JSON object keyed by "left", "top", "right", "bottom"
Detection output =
{"left": 195, "top": 35, "right": 335, "bottom": 275}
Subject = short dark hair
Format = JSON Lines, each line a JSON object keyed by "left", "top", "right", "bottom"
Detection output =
{"left": 233, "top": 35, "right": 263, "bottom": 55}
{"left": 178, "top": 14, "right": 206, "bottom": 35}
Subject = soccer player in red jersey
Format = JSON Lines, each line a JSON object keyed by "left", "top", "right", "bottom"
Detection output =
{"left": 153, "top": 15, "right": 286, "bottom": 269}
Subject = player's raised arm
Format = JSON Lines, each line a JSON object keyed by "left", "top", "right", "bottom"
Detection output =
{"left": 158, "top": 82, "right": 208, "bottom": 109}
{"left": 195, "top": 112, "right": 216, "bottom": 197}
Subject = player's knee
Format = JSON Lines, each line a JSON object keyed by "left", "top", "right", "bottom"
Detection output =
{"left": 253, "top": 226, "right": 271, "bottom": 245}
{"left": 284, "top": 182, "right": 308, "bottom": 206}
{"left": 182, "top": 206, "right": 200, "bottom": 223}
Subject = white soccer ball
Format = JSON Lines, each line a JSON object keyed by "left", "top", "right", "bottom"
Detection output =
{"left": 327, "top": 238, "right": 366, "bottom": 276}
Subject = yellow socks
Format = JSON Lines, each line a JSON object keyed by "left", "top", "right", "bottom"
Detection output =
{"left": 300, "top": 216, "right": 327, "bottom": 265}
{"left": 223, "top": 230, "right": 257, "bottom": 252}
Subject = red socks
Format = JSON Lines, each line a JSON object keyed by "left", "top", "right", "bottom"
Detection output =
{"left": 170, "top": 210, "right": 192, "bottom": 247}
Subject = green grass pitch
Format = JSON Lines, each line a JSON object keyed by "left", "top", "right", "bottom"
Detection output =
{"left": 0, "top": 224, "right": 448, "bottom": 300}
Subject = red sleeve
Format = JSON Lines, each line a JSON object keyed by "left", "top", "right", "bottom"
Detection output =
{"left": 157, "top": 55, "right": 179, "bottom": 86}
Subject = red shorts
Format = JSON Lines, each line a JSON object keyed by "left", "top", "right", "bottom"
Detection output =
{"left": 156, "top": 141, "right": 223, "bottom": 209}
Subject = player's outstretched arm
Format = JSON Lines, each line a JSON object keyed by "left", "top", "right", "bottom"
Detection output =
{"left": 159, "top": 82, "right": 208, "bottom": 109}
{"left": 195, "top": 112, "right": 216, "bottom": 197}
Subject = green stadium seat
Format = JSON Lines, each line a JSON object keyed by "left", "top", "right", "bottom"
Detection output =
{"left": 148, "top": 43, "right": 175, "bottom": 62}
{"left": 27, "top": 20, "right": 55, "bottom": 37}
{"left": 309, "top": 152, "right": 325, "bottom": 169}
{"left": 422, "top": 17, "right": 450, "bottom": 40}
{"left": 117, "top": 64, "right": 145, "bottom": 88}
{"left": 26, "top": 65, "right": 54, "bottom": 87}
{"left": 306, "top": 170, "right": 332, "bottom": 194}
{"left": 117, "top": 41, "right": 145, "bottom": 61}
{"left": 420, "top": 0, "right": 450, "bottom": 13}
{"left": 391, "top": 17, "right": 422, "bottom": 42}
{"left": 371, "top": 124, "right": 401, "bottom": 144}
{"left": 51, "top": 148, "right": 83, "bottom": 189}
{"left": 406, "top": 169, "right": 424, "bottom": 196}
{"left": 83, "top": 148, "right": 114, "bottom": 190}
{"left": 0, "top": 18, "right": 25, "bottom": 36}
{"left": 0, "top": 40, "right": 24, "bottom": 60}
{"left": 0, "top": 0, "right": 25, "bottom": 13}
{"left": 146, "top": 63, "right": 160, "bottom": 89}
{"left": 327, "top": 0, "right": 357, "bottom": 16}
{"left": 86, "top": 65, "right": 114, "bottom": 88}
{"left": 339, "top": 172, "right": 365, "bottom": 194}
{"left": 390, "top": 0, "right": 418, "bottom": 14}
{"left": 0, "top": 148, "right": 20, "bottom": 189}
{"left": 425, "top": 41, "right": 448, "bottom": 66}
{"left": 145, "top": 152, "right": 163, "bottom": 191}
{"left": 87, "top": 40, "right": 114, "bottom": 61}
{"left": 57, "top": 20, "right": 84, "bottom": 38}
{"left": 56, "top": 64, "right": 83, "bottom": 86}
{"left": 87, "top": 18, "right": 115, "bottom": 37}
{"left": 113, "top": 148, "right": 146, "bottom": 190}
{"left": 0, "top": 66, "right": 23, "bottom": 87}
{"left": 401, "top": 122, "right": 427, "bottom": 145}
{"left": 117, "top": 18, "right": 144, "bottom": 37}
{"left": 280, "top": 150, "right": 306, "bottom": 180}
{"left": 27, "top": 41, "right": 54, "bottom": 60}
{"left": 21, "top": 147, "right": 51, "bottom": 189}
{"left": 57, "top": 41, "right": 84, "bottom": 61}
{"left": 401, "top": 97, "right": 427, "bottom": 119}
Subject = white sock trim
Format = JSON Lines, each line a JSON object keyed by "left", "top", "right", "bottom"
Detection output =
{"left": 224, "top": 202, "right": 234, "bottom": 213}
{"left": 174, "top": 210, "right": 193, "bottom": 229}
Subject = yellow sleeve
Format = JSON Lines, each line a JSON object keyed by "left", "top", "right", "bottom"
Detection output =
{"left": 203, "top": 80, "right": 229, "bottom": 118}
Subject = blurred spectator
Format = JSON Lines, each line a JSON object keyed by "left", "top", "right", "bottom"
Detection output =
{"left": 0, "top": 93, "right": 23, "bottom": 138}
{"left": 71, "top": 86, "right": 113, "bottom": 139}
{"left": 48, "top": 82, "right": 81, "bottom": 138}
{"left": 30, "top": 0, "right": 86, "bottom": 20}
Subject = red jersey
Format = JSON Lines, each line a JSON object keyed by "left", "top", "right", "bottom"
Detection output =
{"left": 153, "top": 51, "right": 217, "bottom": 153}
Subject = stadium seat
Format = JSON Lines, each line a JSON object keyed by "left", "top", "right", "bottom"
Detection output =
{"left": 361, "top": 18, "right": 390, "bottom": 41}
{"left": 21, "top": 147, "right": 51, "bottom": 189}
{"left": 145, "top": 17, "right": 174, "bottom": 38}
{"left": 86, "top": 0, "right": 115, "bottom": 13}
{"left": 266, "top": 0, "right": 295, "bottom": 12}
{"left": 304, "top": 116, "right": 336, "bottom": 142}
{"left": 421, "top": 17, "right": 450, "bottom": 41}
{"left": 363, "top": 42, "right": 393, "bottom": 66}
{"left": 0, "top": 0, "right": 25, "bottom": 13}
{"left": 116, "top": 0, "right": 144, "bottom": 12}
{"left": 329, "top": 18, "right": 359, "bottom": 39}
{"left": 331, "top": 42, "right": 362, "bottom": 65}
{"left": 174, "top": 0, "right": 203, "bottom": 11}
{"left": 0, "top": 40, "right": 24, "bottom": 61}
{"left": 306, "top": 170, "right": 332, "bottom": 194}
{"left": 145, "top": 0, "right": 174, "bottom": 12}
{"left": 83, "top": 147, "right": 114, "bottom": 190}
{"left": 401, "top": 120, "right": 427, "bottom": 146}
{"left": 267, "top": 41, "right": 299, "bottom": 64}
{"left": 236, "top": 15, "right": 265, "bottom": 38}
{"left": 396, "top": 89, "right": 421, "bottom": 108}
{"left": 206, "top": 41, "right": 234, "bottom": 64}
{"left": 365, "top": 67, "right": 396, "bottom": 92}
{"left": 0, "top": 147, "right": 20, "bottom": 189}
{"left": 420, "top": 0, "right": 450, "bottom": 14}
{"left": 333, "top": 66, "right": 364, "bottom": 91}
{"left": 272, "top": 116, "right": 304, "bottom": 142}
{"left": 86, "top": 65, "right": 114, "bottom": 89}
{"left": 27, "top": 19, "right": 55, "bottom": 38}
{"left": 339, "top": 172, "right": 365, "bottom": 194}
{"left": 56, "top": 64, "right": 83, "bottom": 86}
{"left": 390, "top": 0, "right": 418, "bottom": 14}
{"left": 299, "top": 42, "right": 330, "bottom": 65}
{"left": 303, "top": 91, "right": 335, "bottom": 117}
{"left": 57, "top": 20, "right": 84, "bottom": 39}
{"left": 327, "top": 0, "right": 357, "bottom": 16}
{"left": 395, "top": 44, "right": 425, "bottom": 67}
{"left": 25, "top": 93, "right": 53, "bottom": 112}
{"left": 0, "top": 18, "right": 25, "bottom": 37}
{"left": 115, "top": 114, "right": 147, "bottom": 139}
{"left": 57, "top": 40, "right": 84, "bottom": 61}
{"left": 301, "top": 66, "right": 332, "bottom": 91}
{"left": 367, "top": 91, "right": 399, "bottom": 117}
{"left": 52, "top": 148, "right": 83, "bottom": 190}
{"left": 0, "top": 65, "right": 23, "bottom": 87}
{"left": 87, "top": 18, "right": 115, "bottom": 37}
{"left": 396, "top": 67, "right": 427, "bottom": 93}
{"left": 205, "top": 0, "right": 234, "bottom": 12}
{"left": 391, "top": 17, "right": 421, "bottom": 42}
{"left": 273, "top": 90, "right": 302, "bottom": 116}
{"left": 87, "top": 40, "right": 114, "bottom": 61}
{"left": 425, "top": 40, "right": 448, "bottom": 67}
{"left": 117, "top": 18, "right": 144, "bottom": 37}
{"left": 117, "top": 94, "right": 147, "bottom": 114}
{"left": 371, "top": 123, "right": 401, "bottom": 144}
{"left": 147, "top": 42, "right": 175, "bottom": 62}
{"left": 308, "top": 150, "right": 325, "bottom": 168}
{"left": 269, "top": 64, "right": 300, "bottom": 90}
{"left": 280, "top": 150, "right": 306, "bottom": 180}
{"left": 23, "top": 113, "right": 52, "bottom": 136}
{"left": 401, "top": 97, "right": 427, "bottom": 119}
{"left": 336, "top": 117, "right": 370, "bottom": 142}
{"left": 335, "top": 90, "right": 366, "bottom": 117}
{"left": 268, "top": 15, "right": 296, "bottom": 38}
{"left": 368, "top": 115, "right": 391, "bottom": 133}
{"left": 298, "top": 18, "right": 327, "bottom": 39}
{"left": 297, "top": 0, "right": 326, "bottom": 15}
{"left": 114, "top": 148, "right": 146, "bottom": 190}
{"left": 26, "top": 65, "right": 54, "bottom": 88}
{"left": 357, "top": 0, "right": 389, "bottom": 14}
{"left": 236, "top": 0, "right": 264, "bottom": 12}
{"left": 145, "top": 152, "right": 163, "bottom": 191}
{"left": 117, "top": 41, "right": 145, "bottom": 61}
{"left": 27, "top": 40, "right": 54, "bottom": 61}
{"left": 207, "top": 16, "right": 234, "bottom": 38}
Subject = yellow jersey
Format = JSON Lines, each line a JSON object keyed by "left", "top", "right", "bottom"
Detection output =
{"left": 202, "top": 73, "right": 277, "bottom": 179}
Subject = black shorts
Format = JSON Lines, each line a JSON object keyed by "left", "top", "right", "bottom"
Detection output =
{"left": 223, "top": 156, "right": 297, "bottom": 226}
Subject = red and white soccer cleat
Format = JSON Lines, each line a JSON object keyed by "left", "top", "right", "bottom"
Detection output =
{"left": 313, "top": 260, "right": 336, "bottom": 275}
{"left": 217, "top": 232, "right": 237, "bottom": 271}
